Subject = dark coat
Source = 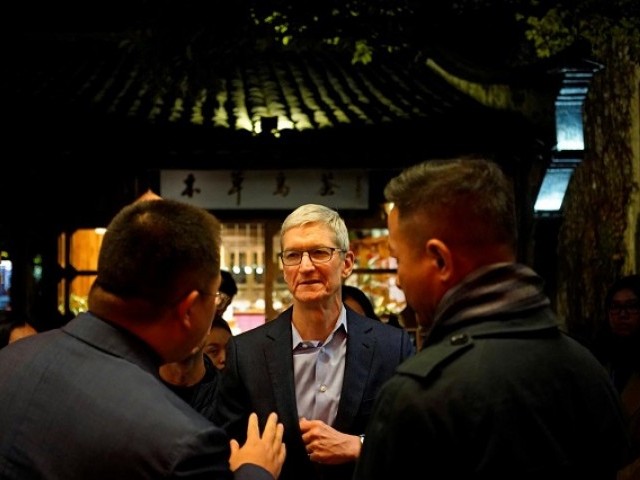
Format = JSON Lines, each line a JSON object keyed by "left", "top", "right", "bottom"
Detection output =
{"left": 354, "top": 264, "right": 631, "bottom": 480}
{"left": 0, "top": 312, "right": 270, "bottom": 480}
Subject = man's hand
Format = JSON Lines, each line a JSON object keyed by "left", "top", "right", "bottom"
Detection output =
{"left": 229, "top": 412, "right": 286, "bottom": 478}
{"left": 299, "top": 417, "right": 361, "bottom": 465}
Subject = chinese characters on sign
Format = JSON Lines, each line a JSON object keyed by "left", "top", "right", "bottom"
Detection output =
{"left": 160, "top": 169, "right": 369, "bottom": 209}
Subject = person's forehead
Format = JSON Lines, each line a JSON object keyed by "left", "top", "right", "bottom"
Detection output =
{"left": 283, "top": 224, "right": 334, "bottom": 245}
{"left": 613, "top": 289, "right": 638, "bottom": 301}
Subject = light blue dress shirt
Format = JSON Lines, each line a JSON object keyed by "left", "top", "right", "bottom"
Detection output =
{"left": 292, "top": 307, "right": 348, "bottom": 425}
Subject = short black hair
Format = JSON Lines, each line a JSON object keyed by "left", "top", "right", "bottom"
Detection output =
{"left": 219, "top": 270, "right": 238, "bottom": 297}
{"left": 93, "top": 199, "right": 221, "bottom": 305}
{"left": 211, "top": 315, "right": 232, "bottom": 334}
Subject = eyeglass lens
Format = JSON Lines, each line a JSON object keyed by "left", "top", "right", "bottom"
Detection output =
{"left": 280, "top": 247, "right": 340, "bottom": 265}
{"left": 610, "top": 302, "right": 640, "bottom": 314}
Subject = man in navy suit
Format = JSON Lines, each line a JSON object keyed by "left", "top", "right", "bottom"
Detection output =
{"left": 214, "top": 203, "right": 415, "bottom": 480}
{"left": 0, "top": 198, "right": 285, "bottom": 479}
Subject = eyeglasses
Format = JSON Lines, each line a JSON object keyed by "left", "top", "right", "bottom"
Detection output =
{"left": 199, "top": 291, "right": 224, "bottom": 307}
{"left": 610, "top": 302, "right": 640, "bottom": 315}
{"left": 216, "top": 292, "right": 232, "bottom": 310}
{"left": 279, "top": 247, "right": 345, "bottom": 266}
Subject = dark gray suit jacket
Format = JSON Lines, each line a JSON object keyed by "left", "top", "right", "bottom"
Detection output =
{"left": 214, "top": 306, "right": 415, "bottom": 480}
{"left": 0, "top": 312, "right": 271, "bottom": 480}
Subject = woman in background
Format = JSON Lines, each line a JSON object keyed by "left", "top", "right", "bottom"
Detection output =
{"left": 597, "top": 275, "right": 640, "bottom": 479}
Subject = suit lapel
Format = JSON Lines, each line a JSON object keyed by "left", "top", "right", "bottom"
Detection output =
{"left": 333, "top": 312, "right": 374, "bottom": 430}
{"left": 263, "top": 311, "right": 301, "bottom": 428}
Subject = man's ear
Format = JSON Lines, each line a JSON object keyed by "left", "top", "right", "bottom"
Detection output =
{"left": 177, "top": 290, "right": 200, "bottom": 328}
{"left": 342, "top": 250, "right": 356, "bottom": 279}
{"left": 426, "top": 239, "right": 452, "bottom": 280}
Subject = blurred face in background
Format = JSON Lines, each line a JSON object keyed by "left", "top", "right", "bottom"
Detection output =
{"left": 608, "top": 288, "right": 640, "bottom": 337}
{"left": 204, "top": 326, "right": 232, "bottom": 370}
{"left": 9, "top": 323, "right": 37, "bottom": 344}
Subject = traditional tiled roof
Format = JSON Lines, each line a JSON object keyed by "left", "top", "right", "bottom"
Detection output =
{"left": 5, "top": 34, "right": 543, "bottom": 169}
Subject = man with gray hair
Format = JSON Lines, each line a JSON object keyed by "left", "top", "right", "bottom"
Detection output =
{"left": 215, "top": 203, "right": 415, "bottom": 480}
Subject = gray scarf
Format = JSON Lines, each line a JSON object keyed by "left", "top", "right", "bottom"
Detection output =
{"left": 424, "top": 262, "right": 553, "bottom": 346}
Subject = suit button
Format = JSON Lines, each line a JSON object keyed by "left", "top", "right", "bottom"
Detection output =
{"left": 450, "top": 333, "right": 469, "bottom": 345}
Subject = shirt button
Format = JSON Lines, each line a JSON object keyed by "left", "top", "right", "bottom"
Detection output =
{"left": 319, "top": 384, "right": 327, "bottom": 392}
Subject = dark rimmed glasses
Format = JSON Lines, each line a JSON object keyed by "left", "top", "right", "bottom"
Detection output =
{"left": 610, "top": 301, "right": 640, "bottom": 315}
{"left": 215, "top": 292, "right": 232, "bottom": 311}
{"left": 279, "top": 247, "right": 345, "bottom": 266}
{"left": 199, "top": 291, "right": 225, "bottom": 307}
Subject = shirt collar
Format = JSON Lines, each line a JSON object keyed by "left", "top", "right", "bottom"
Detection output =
{"left": 291, "top": 305, "right": 348, "bottom": 349}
